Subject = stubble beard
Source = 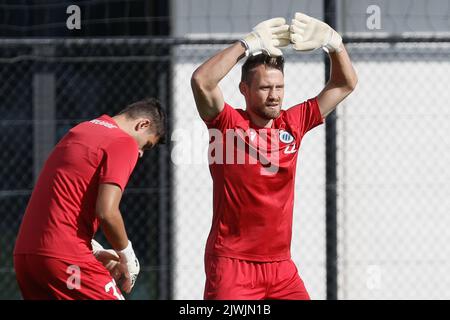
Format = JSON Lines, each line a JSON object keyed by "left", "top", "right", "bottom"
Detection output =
{"left": 256, "top": 105, "right": 281, "bottom": 120}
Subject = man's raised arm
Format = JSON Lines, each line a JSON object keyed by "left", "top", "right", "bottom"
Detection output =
{"left": 317, "top": 45, "right": 358, "bottom": 117}
{"left": 191, "top": 42, "right": 246, "bottom": 121}
{"left": 191, "top": 18, "right": 290, "bottom": 121}
{"left": 289, "top": 12, "right": 358, "bottom": 117}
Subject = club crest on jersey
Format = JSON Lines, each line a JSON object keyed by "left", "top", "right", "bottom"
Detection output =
{"left": 279, "top": 130, "right": 294, "bottom": 144}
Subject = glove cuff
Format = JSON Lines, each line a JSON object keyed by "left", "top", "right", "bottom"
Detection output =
{"left": 91, "top": 239, "right": 104, "bottom": 256}
{"left": 324, "top": 29, "right": 343, "bottom": 53}
{"left": 241, "top": 32, "right": 264, "bottom": 56}
{"left": 117, "top": 240, "right": 135, "bottom": 262}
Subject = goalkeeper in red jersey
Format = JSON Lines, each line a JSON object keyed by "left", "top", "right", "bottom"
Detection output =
{"left": 191, "top": 13, "right": 357, "bottom": 299}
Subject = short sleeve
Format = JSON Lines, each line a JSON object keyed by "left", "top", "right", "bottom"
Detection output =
{"left": 99, "top": 137, "right": 139, "bottom": 191}
{"left": 203, "top": 102, "right": 244, "bottom": 132}
{"left": 285, "top": 97, "right": 324, "bottom": 136}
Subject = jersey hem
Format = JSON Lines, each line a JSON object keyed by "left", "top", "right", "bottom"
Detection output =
{"left": 206, "top": 249, "right": 291, "bottom": 262}
{"left": 13, "top": 251, "right": 96, "bottom": 263}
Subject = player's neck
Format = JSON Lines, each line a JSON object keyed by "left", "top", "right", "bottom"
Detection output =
{"left": 112, "top": 115, "right": 135, "bottom": 137}
{"left": 246, "top": 110, "right": 273, "bottom": 128}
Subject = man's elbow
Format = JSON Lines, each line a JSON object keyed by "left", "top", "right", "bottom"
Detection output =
{"left": 191, "top": 66, "right": 205, "bottom": 86}
{"left": 191, "top": 77, "right": 208, "bottom": 95}
{"left": 191, "top": 69, "right": 215, "bottom": 92}
{"left": 191, "top": 72, "right": 201, "bottom": 91}
{"left": 342, "top": 73, "right": 358, "bottom": 93}
{"left": 96, "top": 206, "right": 118, "bottom": 222}
{"left": 348, "top": 73, "right": 358, "bottom": 91}
{"left": 96, "top": 210, "right": 109, "bottom": 222}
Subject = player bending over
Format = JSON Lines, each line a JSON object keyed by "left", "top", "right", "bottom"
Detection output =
{"left": 14, "top": 98, "right": 166, "bottom": 300}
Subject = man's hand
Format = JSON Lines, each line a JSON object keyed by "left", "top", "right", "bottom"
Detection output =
{"left": 290, "top": 12, "right": 342, "bottom": 53}
{"left": 91, "top": 239, "right": 121, "bottom": 281}
{"left": 241, "top": 18, "right": 290, "bottom": 57}
{"left": 116, "top": 240, "right": 140, "bottom": 294}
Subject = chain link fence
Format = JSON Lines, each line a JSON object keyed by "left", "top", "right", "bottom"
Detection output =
{"left": 337, "top": 41, "right": 450, "bottom": 299}
{"left": 1, "top": 37, "right": 449, "bottom": 299}
{"left": 0, "top": 38, "right": 172, "bottom": 300}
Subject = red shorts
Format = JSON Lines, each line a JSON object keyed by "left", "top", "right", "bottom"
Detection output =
{"left": 14, "top": 254, "right": 124, "bottom": 300}
{"left": 204, "top": 255, "right": 310, "bottom": 300}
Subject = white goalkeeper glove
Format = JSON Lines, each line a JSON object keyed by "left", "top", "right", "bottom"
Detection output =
{"left": 91, "top": 239, "right": 121, "bottom": 281}
{"left": 241, "top": 17, "right": 290, "bottom": 57}
{"left": 116, "top": 240, "right": 140, "bottom": 294}
{"left": 290, "top": 12, "right": 342, "bottom": 53}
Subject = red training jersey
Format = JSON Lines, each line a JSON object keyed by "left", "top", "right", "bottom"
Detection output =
{"left": 14, "top": 115, "right": 139, "bottom": 262}
{"left": 204, "top": 98, "right": 323, "bottom": 262}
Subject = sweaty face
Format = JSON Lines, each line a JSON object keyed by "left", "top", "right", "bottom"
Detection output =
{"left": 243, "top": 66, "right": 285, "bottom": 121}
